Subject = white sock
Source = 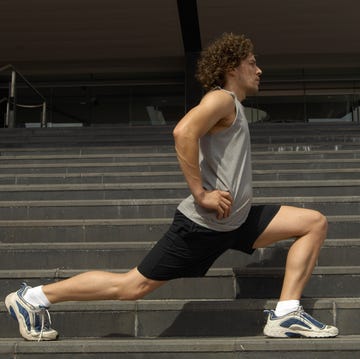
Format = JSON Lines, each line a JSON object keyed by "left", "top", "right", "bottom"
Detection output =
{"left": 23, "top": 285, "right": 52, "bottom": 308}
{"left": 274, "top": 300, "right": 300, "bottom": 317}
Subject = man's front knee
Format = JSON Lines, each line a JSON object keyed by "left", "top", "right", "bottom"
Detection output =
{"left": 315, "top": 210, "right": 328, "bottom": 231}
{"left": 311, "top": 210, "right": 328, "bottom": 241}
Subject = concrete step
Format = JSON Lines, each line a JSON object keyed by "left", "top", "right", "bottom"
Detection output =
{"left": 0, "top": 126, "right": 176, "bottom": 147}
{"left": 0, "top": 161, "right": 181, "bottom": 174}
{"left": 255, "top": 142, "right": 360, "bottom": 151}
{"left": 1, "top": 196, "right": 360, "bottom": 220}
{"left": 250, "top": 134, "right": 360, "bottom": 145}
{"left": 0, "top": 145, "right": 176, "bottom": 156}
{"left": 1, "top": 336, "right": 360, "bottom": 358}
{"left": 252, "top": 149, "right": 360, "bottom": 160}
{"left": 0, "top": 238, "right": 358, "bottom": 270}
{"left": 257, "top": 196, "right": 360, "bottom": 217}
{"left": 2, "top": 180, "right": 360, "bottom": 200}
{"left": 2, "top": 169, "right": 360, "bottom": 186}
{"left": 249, "top": 122, "right": 360, "bottom": 133}
{"left": 3, "top": 148, "right": 360, "bottom": 165}
{"left": 0, "top": 217, "right": 173, "bottom": 243}
{"left": 234, "top": 266, "right": 360, "bottom": 299}
{"left": 1, "top": 297, "right": 358, "bottom": 338}
{"left": 2, "top": 168, "right": 360, "bottom": 185}
{"left": 253, "top": 180, "right": 360, "bottom": 197}
{"left": 3, "top": 146, "right": 360, "bottom": 168}
{"left": 0, "top": 122, "right": 359, "bottom": 141}
{"left": 0, "top": 171, "right": 185, "bottom": 185}
{"left": 0, "top": 214, "right": 358, "bottom": 242}
{"left": 3, "top": 157, "right": 360, "bottom": 175}
{"left": 2, "top": 150, "right": 360, "bottom": 163}
{"left": 0, "top": 199, "right": 180, "bottom": 220}
{"left": 4, "top": 141, "right": 360, "bottom": 159}
{"left": 0, "top": 123, "right": 359, "bottom": 144}
{"left": 0, "top": 267, "right": 359, "bottom": 299}
{"left": 0, "top": 134, "right": 175, "bottom": 148}
{"left": 0, "top": 152, "right": 179, "bottom": 165}
{"left": 249, "top": 124, "right": 360, "bottom": 145}
{"left": 252, "top": 158, "right": 360, "bottom": 170}
{"left": 254, "top": 168, "right": 360, "bottom": 181}
{"left": 1, "top": 142, "right": 360, "bottom": 157}
{"left": 0, "top": 182, "right": 190, "bottom": 200}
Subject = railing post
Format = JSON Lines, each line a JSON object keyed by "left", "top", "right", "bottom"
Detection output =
{"left": 41, "top": 101, "right": 47, "bottom": 128}
{"left": 5, "top": 99, "right": 10, "bottom": 128}
{"left": 6, "top": 70, "right": 17, "bottom": 128}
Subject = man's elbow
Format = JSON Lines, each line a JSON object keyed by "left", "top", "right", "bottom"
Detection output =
{"left": 173, "top": 125, "right": 185, "bottom": 143}
{"left": 173, "top": 121, "right": 200, "bottom": 146}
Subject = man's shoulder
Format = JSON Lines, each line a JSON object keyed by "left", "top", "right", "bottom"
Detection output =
{"left": 203, "top": 88, "right": 235, "bottom": 100}
{"left": 200, "top": 89, "right": 235, "bottom": 110}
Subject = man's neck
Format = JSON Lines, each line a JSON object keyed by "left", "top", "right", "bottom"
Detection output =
{"left": 223, "top": 84, "right": 246, "bottom": 102}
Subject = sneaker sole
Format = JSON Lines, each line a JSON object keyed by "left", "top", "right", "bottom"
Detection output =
{"left": 264, "top": 325, "right": 339, "bottom": 338}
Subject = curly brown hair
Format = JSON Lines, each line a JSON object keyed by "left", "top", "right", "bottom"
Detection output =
{"left": 196, "top": 33, "right": 254, "bottom": 91}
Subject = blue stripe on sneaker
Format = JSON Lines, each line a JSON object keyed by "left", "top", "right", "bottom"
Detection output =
{"left": 280, "top": 318, "right": 311, "bottom": 330}
{"left": 16, "top": 301, "right": 31, "bottom": 331}
{"left": 9, "top": 306, "right": 17, "bottom": 320}
{"left": 301, "top": 312, "right": 325, "bottom": 329}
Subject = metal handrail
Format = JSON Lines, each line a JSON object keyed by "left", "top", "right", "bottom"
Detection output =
{"left": 0, "top": 64, "right": 47, "bottom": 128}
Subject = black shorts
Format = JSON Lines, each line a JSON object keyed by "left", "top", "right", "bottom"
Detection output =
{"left": 137, "top": 204, "right": 281, "bottom": 281}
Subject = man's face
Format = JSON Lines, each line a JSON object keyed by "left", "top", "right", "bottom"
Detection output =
{"left": 234, "top": 54, "right": 262, "bottom": 96}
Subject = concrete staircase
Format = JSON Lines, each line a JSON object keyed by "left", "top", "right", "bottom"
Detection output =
{"left": 0, "top": 123, "right": 359, "bottom": 358}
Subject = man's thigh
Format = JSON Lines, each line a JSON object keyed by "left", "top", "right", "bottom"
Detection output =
{"left": 252, "top": 205, "right": 325, "bottom": 249}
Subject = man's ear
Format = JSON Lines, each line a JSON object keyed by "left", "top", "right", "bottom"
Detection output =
{"left": 226, "top": 67, "right": 239, "bottom": 80}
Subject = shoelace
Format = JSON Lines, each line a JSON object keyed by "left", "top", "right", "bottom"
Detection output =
{"left": 36, "top": 307, "right": 53, "bottom": 342}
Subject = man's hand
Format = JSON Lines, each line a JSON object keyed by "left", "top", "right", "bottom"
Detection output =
{"left": 196, "top": 190, "right": 233, "bottom": 220}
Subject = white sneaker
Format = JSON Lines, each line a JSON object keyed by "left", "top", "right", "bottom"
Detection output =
{"left": 5, "top": 283, "right": 58, "bottom": 341}
{"left": 263, "top": 306, "right": 339, "bottom": 338}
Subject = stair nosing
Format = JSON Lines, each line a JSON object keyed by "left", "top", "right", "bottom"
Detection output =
{"left": 0, "top": 336, "right": 360, "bottom": 353}
{"left": 0, "top": 215, "right": 358, "bottom": 226}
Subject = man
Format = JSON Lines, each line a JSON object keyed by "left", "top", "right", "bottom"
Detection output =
{"left": 5, "top": 33, "right": 338, "bottom": 341}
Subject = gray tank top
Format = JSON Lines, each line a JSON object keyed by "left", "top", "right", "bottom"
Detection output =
{"left": 177, "top": 88, "right": 253, "bottom": 231}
